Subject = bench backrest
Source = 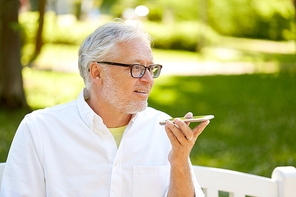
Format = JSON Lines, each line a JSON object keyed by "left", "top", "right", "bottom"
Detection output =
{"left": 193, "top": 165, "right": 296, "bottom": 197}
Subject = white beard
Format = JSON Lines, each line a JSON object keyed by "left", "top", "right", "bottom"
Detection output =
{"left": 100, "top": 75, "right": 148, "bottom": 114}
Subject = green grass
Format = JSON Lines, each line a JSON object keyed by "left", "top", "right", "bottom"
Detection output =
{"left": 1, "top": 68, "right": 295, "bottom": 178}
{"left": 0, "top": 108, "right": 30, "bottom": 162}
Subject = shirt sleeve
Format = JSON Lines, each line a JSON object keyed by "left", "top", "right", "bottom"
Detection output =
{"left": 0, "top": 115, "right": 46, "bottom": 196}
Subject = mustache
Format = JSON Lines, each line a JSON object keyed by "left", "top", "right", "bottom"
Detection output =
{"left": 135, "top": 84, "right": 152, "bottom": 90}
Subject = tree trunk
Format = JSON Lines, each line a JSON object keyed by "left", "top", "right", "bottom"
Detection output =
{"left": 28, "top": 0, "right": 46, "bottom": 64}
{"left": 0, "top": 0, "right": 30, "bottom": 110}
{"left": 35, "top": 0, "right": 46, "bottom": 57}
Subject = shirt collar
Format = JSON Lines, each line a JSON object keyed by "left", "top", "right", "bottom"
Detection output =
{"left": 130, "top": 113, "right": 138, "bottom": 122}
{"left": 77, "top": 88, "right": 101, "bottom": 130}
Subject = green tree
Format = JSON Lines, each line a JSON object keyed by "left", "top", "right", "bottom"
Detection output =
{"left": 101, "top": 0, "right": 118, "bottom": 14}
{"left": 207, "top": 0, "right": 294, "bottom": 40}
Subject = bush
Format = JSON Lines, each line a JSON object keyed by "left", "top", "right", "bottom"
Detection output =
{"left": 19, "top": 12, "right": 220, "bottom": 51}
{"left": 144, "top": 21, "right": 220, "bottom": 51}
{"left": 208, "top": 0, "right": 294, "bottom": 40}
{"left": 18, "top": 11, "right": 39, "bottom": 45}
{"left": 19, "top": 11, "right": 106, "bottom": 46}
{"left": 111, "top": 0, "right": 294, "bottom": 40}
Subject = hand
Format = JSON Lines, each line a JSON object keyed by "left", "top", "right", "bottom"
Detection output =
{"left": 165, "top": 112, "right": 210, "bottom": 164}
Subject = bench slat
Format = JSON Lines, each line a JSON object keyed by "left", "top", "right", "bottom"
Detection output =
{"left": 229, "top": 192, "right": 245, "bottom": 197}
{"left": 203, "top": 188, "right": 219, "bottom": 197}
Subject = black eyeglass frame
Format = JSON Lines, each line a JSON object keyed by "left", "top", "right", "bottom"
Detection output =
{"left": 93, "top": 61, "right": 162, "bottom": 78}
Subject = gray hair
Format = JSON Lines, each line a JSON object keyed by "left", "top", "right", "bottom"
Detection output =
{"left": 78, "top": 20, "right": 152, "bottom": 89}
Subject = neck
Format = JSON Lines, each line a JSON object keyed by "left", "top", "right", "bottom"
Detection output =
{"left": 86, "top": 92, "right": 132, "bottom": 128}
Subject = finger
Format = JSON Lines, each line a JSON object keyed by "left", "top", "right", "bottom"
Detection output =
{"left": 173, "top": 118, "right": 194, "bottom": 142}
{"left": 193, "top": 120, "right": 210, "bottom": 139}
{"left": 165, "top": 121, "right": 182, "bottom": 146}
{"left": 166, "top": 120, "right": 188, "bottom": 145}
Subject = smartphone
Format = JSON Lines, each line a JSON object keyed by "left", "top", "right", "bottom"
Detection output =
{"left": 159, "top": 115, "right": 214, "bottom": 125}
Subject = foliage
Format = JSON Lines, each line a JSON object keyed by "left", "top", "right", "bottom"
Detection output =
{"left": 111, "top": 0, "right": 295, "bottom": 40}
{"left": 18, "top": 11, "right": 113, "bottom": 65}
{"left": 18, "top": 12, "right": 220, "bottom": 52}
{"left": 19, "top": 11, "right": 109, "bottom": 46}
{"left": 111, "top": 0, "right": 199, "bottom": 21}
{"left": 208, "top": 0, "right": 295, "bottom": 40}
{"left": 19, "top": 0, "right": 295, "bottom": 52}
{"left": 144, "top": 21, "right": 220, "bottom": 51}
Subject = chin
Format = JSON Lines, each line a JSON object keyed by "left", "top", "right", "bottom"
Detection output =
{"left": 125, "top": 101, "right": 148, "bottom": 114}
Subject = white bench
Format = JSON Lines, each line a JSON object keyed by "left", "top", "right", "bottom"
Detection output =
{"left": 193, "top": 165, "right": 296, "bottom": 197}
{"left": 0, "top": 162, "right": 295, "bottom": 196}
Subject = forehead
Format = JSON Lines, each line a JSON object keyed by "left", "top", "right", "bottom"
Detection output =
{"left": 111, "top": 40, "right": 154, "bottom": 64}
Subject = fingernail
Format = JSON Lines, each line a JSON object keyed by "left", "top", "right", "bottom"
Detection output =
{"left": 174, "top": 118, "right": 181, "bottom": 123}
{"left": 167, "top": 120, "right": 173, "bottom": 125}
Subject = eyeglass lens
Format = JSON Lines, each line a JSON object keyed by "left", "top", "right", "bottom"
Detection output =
{"left": 131, "top": 65, "right": 161, "bottom": 78}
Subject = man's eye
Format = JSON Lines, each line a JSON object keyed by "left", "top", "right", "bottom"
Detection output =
{"left": 134, "top": 65, "right": 141, "bottom": 70}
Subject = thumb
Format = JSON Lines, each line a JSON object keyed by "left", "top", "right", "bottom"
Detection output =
{"left": 184, "top": 112, "right": 193, "bottom": 119}
{"left": 184, "top": 112, "right": 193, "bottom": 126}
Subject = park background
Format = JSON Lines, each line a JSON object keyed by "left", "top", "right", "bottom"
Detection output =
{"left": 0, "top": 0, "right": 296, "bottom": 181}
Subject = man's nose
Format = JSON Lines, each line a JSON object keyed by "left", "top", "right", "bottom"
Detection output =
{"left": 140, "top": 68, "right": 154, "bottom": 84}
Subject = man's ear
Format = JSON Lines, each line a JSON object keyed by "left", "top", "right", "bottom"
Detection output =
{"left": 89, "top": 62, "right": 102, "bottom": 84}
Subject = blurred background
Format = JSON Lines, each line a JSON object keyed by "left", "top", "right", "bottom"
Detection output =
{"left": 0, "top": 0, "right": 295, "bottom": 180}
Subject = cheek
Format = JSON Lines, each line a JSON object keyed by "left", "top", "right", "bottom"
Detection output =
{"left": 108, "top": 70, "right": 138, "bottom": 94}
{"left": 117, "top": 79, "right": 137, "bottom": 94}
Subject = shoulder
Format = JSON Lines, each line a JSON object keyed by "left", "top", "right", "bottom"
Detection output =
{"left": 25, "top": 100, "right": 78, "bottom": 122}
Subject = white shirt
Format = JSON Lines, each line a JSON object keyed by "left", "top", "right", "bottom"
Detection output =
{"left": 0, "top": 89, "right": 204, "bottom": 197}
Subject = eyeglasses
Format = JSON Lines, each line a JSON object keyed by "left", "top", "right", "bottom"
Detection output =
{"left": 95, "top": 61, "right": 162, "bottom": 79}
